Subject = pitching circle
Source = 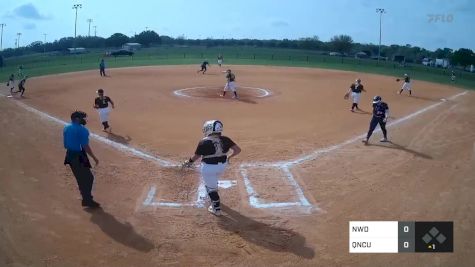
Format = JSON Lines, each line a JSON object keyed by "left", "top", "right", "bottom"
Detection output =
{"left": 173, "top": 86, "right": 272, "bottom": 99}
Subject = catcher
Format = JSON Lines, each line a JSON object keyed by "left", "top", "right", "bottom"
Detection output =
{"left": 182, "top": 120, "right": 241, "bottom": 216}
{"left": 344, "top": 78, "right": 366, "bottom": 112}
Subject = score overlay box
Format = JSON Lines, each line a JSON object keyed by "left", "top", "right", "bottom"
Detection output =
{"left": 349, "top": 221, "right": 453, "bottom": 253}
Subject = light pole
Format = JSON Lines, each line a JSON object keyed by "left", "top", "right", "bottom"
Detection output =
{"left": 72, "top": 4, "right": 82, "bottom": 38}
{"left": 16, "top": 32, "right": 22, "bottom": 48}
{"left": 93, "top": 26, "right": 97, "bottom": 37}
{"left": 87, "top": 18, "right": 93, "bottom": 37}
{"left": 0, "top": 23, "right": 5, "bottom": 50}
{"left": 43, "top": 33, "right": 47, "bottom": 53}
{"left": 376, "top": 8, "right": 385, "bottom": 63}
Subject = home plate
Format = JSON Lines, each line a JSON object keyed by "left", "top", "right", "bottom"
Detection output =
{"left": 218, "top": 180, "right": 237, "bottom": 189}
{"left": 441, "top": 98, "right": 447, "bottom": 102}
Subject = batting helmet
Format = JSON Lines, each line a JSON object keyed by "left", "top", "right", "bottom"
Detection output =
{"left": 372, "top": 95, "right": 382, "bottom": 104}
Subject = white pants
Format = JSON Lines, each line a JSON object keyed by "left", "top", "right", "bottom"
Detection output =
{"left": 200, "top": 162, "right": 227, "bottom": 191}
{"left": 218, "top": 59, "right": 223, "bottom": 65}
{"left": 98, "top": 107, "right": 111, "bottom": 123}
{"left": 402, "top": 82, "right": 411, "bottom": 91}
{"left": 351, "top": 92, "right": 361, "bottom": 104}
{"left": 224, "top": 81, "right": 236, "bottom": 92}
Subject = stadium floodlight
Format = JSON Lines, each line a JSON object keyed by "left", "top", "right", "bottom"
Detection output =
{"left": 0, "top": 23, "right": 5, "bottom": 50}
{"left": 16, "top": 32, "right": 22, "bottom": 48}
{"left": 72, "top": 4, "right": 82, "bottom": 38}
{"left": 87, "top": 19, "right": 93, "bottom": 37}
{"left": 376, "top": 8, "right": 386, "bottom": 63}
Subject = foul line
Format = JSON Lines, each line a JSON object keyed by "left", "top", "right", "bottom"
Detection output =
{"left": 238, "top": 91, "right": 468, "bottom": 211}
{"left": 0, "top": 93, "right": 176, "bottom": 167}
{"left": 1, "top": 90, "right": 468, "bottom": 212}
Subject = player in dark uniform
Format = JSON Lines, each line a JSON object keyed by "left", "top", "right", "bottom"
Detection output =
{"left": 346, "top": 78, "right": 366, "bottom": 112}
{"left": 93, "top": 89, "right": 115, "bottom": 132}
{"left": 362, "top": 96, "right": 389, "bottom": 144}
{"left": 197, "top": 60, "right": 210, "bottom": 74}
{"left": 17, "top": 77, "right": 27, "bottom": 97}
{"left": 99, "top": 59, "right": 106, "bottom": 77}
{"left": 182, "top": 120, "right": 241, "bottom": 216}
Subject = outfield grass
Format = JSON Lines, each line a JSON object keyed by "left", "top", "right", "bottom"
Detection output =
{"left": 1, "top": 46, "right": 474, "bottom": 90}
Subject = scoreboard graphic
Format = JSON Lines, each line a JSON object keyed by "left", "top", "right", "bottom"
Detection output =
{"left": 349, "top": 221, "right": 453, "bottom": 253}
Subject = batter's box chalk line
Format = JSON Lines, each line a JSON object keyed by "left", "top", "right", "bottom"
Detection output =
{"left": 0, "top": 90, "right": 467, "bottom": 214}
{"left": 143, "top": 180, "right": 237, "bottom": 208}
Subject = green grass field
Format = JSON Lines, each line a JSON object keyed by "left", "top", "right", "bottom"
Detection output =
{"left": 2, "top": 46, "right": 474, "bottom": 90}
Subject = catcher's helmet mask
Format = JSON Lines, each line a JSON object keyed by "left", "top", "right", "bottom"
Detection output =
{"left": 203, "top": 120, "right": 223, "bottom": 136}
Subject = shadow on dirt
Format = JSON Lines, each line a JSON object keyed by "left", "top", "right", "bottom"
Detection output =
{"left": 367, "top": 141, "right": 433, "bottom": 159}
{"left": 218, "top": 204, "right": 315, "bottom": 259}
{"left": 86, "top": 208, "right": 155, "bottom": 252}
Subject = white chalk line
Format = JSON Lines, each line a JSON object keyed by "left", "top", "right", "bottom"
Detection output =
{"left": 238, "top": 91, "right": 468, "bottom": 211}
{"left": 1, "top": 90, "right": 468, "bottom": 212}
{"left": 0, "top": 93, "right": 176, "bottom": 167}
{"left": 143, "top": 180, "right": 236, "bottom": 207}
{"left": 173, "top": 86, "right": 272, "bottom": 98}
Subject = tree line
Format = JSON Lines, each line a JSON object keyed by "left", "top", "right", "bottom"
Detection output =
{"left": 1, "top": 30, "right": 474, "bottom": 68}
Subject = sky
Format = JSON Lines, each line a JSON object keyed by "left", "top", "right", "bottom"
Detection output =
{"left": 0, "top": 0, "right": 474, "bottom": 51}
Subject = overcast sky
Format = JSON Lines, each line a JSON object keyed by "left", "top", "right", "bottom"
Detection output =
{"left": 0, "top": 0, "right": 474, "bottom": 51}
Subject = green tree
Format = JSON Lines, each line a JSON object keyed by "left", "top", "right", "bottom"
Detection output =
{"left": 135, "top": 30, "right": 160, "bottom": 47}
{"left": 451, "top": 48, "right": 475, "bottom": 67}
{"left": 105, "top": 33, "right": 129, "bottom": 47}
{"left": 330, "top": 35, "right": 353, "bottom": 54}
{"left": 434, "top": 48, "right": 453, "bottom": 59}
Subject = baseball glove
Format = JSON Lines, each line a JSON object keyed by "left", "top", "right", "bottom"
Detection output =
{"left": 396, "top": 78, "right": 400, "bottom": 82}
{"left": 343, "top": 92, "right": 350, "bottom": 100}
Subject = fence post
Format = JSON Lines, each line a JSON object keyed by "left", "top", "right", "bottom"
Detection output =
{"left": 306, "top": 56, "right": 309, "bottom": 62}
{"left": 253, "top": 54, "right": 255, "bottom": 60}
{"left": 271, "top": 54, "right": 274, "bottom": 60}
{"left": 289, "top": 55, "right": 291, "bottom": 61}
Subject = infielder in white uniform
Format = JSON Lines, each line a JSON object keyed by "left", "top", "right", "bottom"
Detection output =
{"left": 398, "top": 74, "right": 412, "bottom": 95}
{"left": 93, "top": 89, "right": 115, "bottom": 132}
{"left": 221, "top": 69, "right": 238, "bottom": 99}
{"left": 182, "top": 120, "right": 241, "bottom": 216}
{"left": 345, "top": 78, "right": 366, "bottom": 112}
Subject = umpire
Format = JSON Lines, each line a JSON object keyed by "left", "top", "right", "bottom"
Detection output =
{"left": 63, "top": 111, "right": 100, "bottom": 208}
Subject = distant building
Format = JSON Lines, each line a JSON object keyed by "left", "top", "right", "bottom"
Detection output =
{"left": 67, "top": 47, "right": 87, "bottom": 54}
{"left": 435, "top": 58, "right": 450, "bottom": 68}
{"left": 354, "top": 52, "right": 369, "bottom": 59}
{"left": 122, "top": 43, "right": 142, "bottom": 51}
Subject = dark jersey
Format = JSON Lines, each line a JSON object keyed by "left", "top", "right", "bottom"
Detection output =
{"left": 226, "top": 73, "right": 235, "bottom": 82}
{"left": 201, "top": 61, "right": 209, "bottom": 67}
{"left": 350, "top": 83, "right": 364, "bottom": 93}
{"left": 95, "top": 96, "right": 112, "bottom": 108}
{"left": 8, "top": 74, "right": 14, "bottom": 81}
{"left": 372, "top": 102, "right": 389, "bottom": 118}
{"left": 18, "top": 79, "right": 26, "bottom": 88}
{"left": 218, "top": 55, "right": 223, "bottom": 60}
{"left": 404, "top": 76, "right": 410, "bottom": 83}
{"left": 195, "top": 135, "right": 236, "bottom": 164}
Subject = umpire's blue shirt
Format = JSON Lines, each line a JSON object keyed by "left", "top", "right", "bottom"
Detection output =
{"left": 63, "top": 122, "right": 89, "bottom": 152}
